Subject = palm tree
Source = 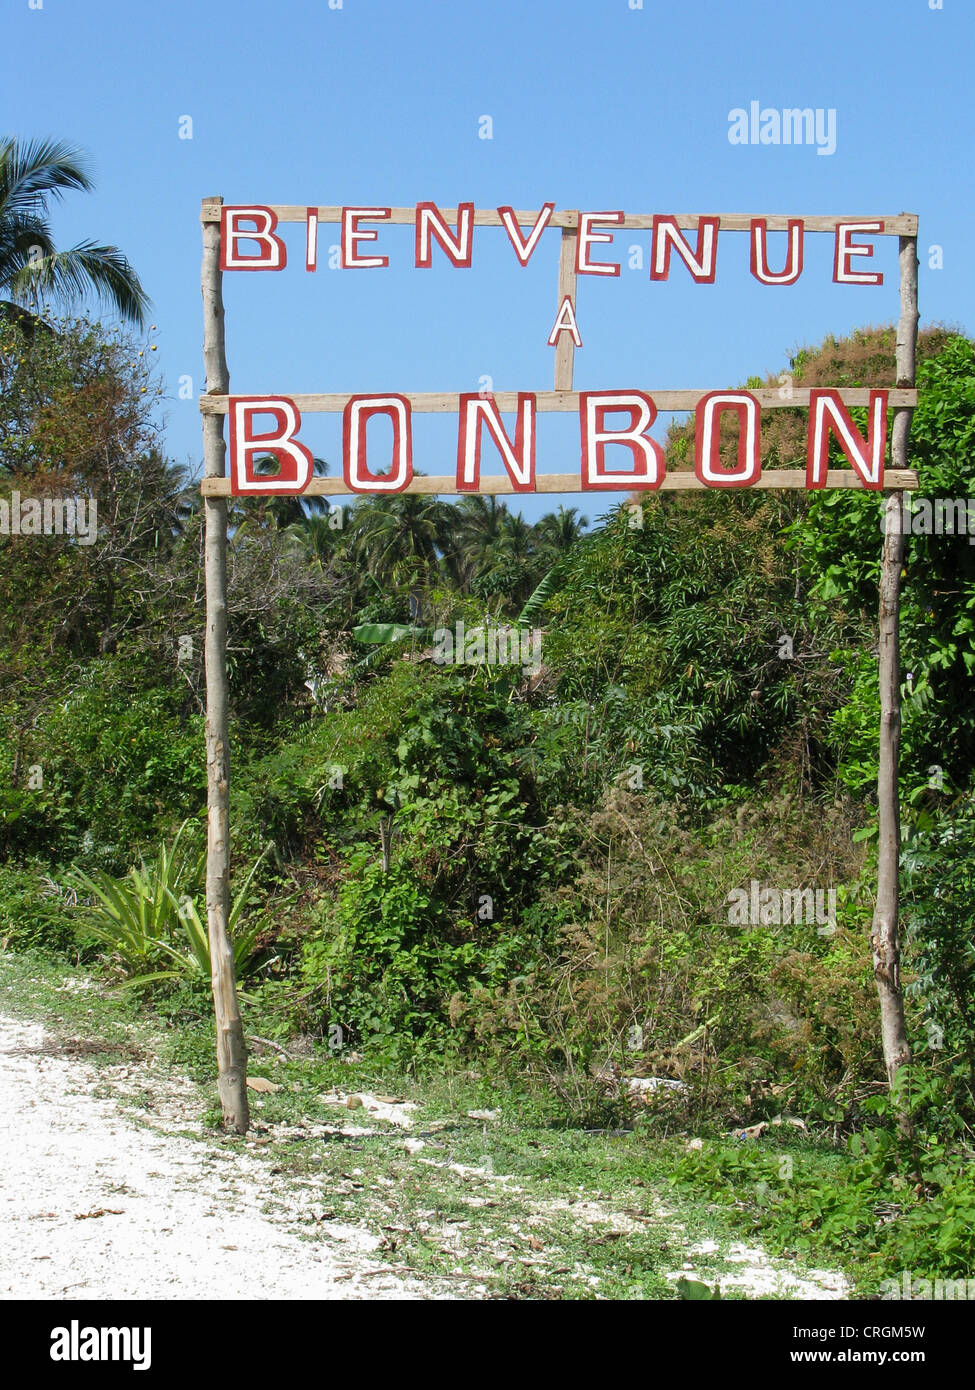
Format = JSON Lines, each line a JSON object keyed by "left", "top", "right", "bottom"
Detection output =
{"left": 446, "top": 494, "right": 511, "bottom": 589}
{"left": 534, "top": 504, "right": 589, "bottom": 559}
{"left": 498, "top": 511, "right": 535, "bottom": 566}
{"left": 348, "top": 492, "right": 451, "bottom": 589}
{"left": 282, "top": 512, "right": 343, "bottom": 572}
{"left": 469, "top": 510, "right": 544, "bottom": 610}
{"left": 0, "top": 137, "right": 149, "bottom": 327}
{"left": 251, "top": 453, "right": 331, "bottom": 528}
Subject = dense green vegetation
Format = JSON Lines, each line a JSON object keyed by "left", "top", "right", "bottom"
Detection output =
{"left": 2, "top": 311, "right": 974, "bottom": 1292}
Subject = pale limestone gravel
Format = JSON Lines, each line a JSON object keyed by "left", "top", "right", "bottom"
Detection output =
{"left": 0, "top": 1014, "right": 443, "bottom": 1301}
{"left": 670, "top": 1237, "right": 849, "bottom": 1300}
{"left": 544, "top": 1198, "right": 848, "bottom": 1298}
{"left": 0, "top": 1006, "right": 850, "bottom": 1302}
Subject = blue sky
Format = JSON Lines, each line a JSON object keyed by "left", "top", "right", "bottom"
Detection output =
{"left": 3, "top": 0, "right": 971, "bottom": 523}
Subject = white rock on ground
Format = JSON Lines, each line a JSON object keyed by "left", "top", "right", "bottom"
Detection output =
{"left": 0, "top": 1014, "right": 440, "bottom": 1301}
{"left": 669, "top": 1238, "right": 848, "bottom": 1300}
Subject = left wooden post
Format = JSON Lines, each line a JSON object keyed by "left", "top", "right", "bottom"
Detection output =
{"left": 201, "top": 196, "right": 249, "bottom": 1133}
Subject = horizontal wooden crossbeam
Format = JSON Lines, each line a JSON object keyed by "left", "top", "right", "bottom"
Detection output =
{"left": 200, "top": 469, "right": 919, "bottom": 497}
{"left": 200, "top": 200, "right": 918, "bottom": 236}
{"left": 200, "top": 388, "right": 918, "bottom": 416}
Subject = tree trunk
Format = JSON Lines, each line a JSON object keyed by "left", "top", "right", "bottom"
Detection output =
{"left": 872, "top": 492, "right": 910, "bottom": 1094}
{"left": 870, "top": 233, "right": 918, "bottom": 1106}
{"left": 202, "top": 199, "right": 249, "bottom": 1134}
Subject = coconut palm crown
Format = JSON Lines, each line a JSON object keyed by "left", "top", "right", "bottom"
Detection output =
{"left": 0, "top": 137, "right": 149, "bottom": 328}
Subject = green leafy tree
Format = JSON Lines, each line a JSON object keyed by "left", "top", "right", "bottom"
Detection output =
{"left": 468, "top": 509, "right": 544, "bottom": 609}
{"left": 786, "top": 329, "right": 975, "bottom": 801}
{"left": 445, "top": 494, "right": 510, "bottom": 590}
{"left": 903, "top": 801, "right": 975, "bottom": 1105}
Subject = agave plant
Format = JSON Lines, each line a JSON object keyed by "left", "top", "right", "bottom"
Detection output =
{"left": 69, "top": 821, "right": 203, "bottom": 964}
{"left": 149, "top": 851, "right": 271, "bottom": 990}
{"left": 69, "top": 822, "right": 270, "bottom": 989}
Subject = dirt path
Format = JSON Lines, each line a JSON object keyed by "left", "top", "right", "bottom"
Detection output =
{"left": 0, "top": 1003, "right": 849, "bottom": 1302}
{"left": 0, "top": 1014, "right": 437, "bottom": 1300}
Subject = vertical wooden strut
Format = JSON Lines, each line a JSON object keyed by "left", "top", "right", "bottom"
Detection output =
{"left": 554, "top": 214, "right": 579, "bottom": 392}
{"left": 871, "top": 232, "right": 919, "bottom": 1099}
{"left": 201, "top": 196, "right": 249, "bottom": 1133}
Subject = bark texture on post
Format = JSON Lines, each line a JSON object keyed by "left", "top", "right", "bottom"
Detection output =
{"left": 873, "top": 490, "right": 910, "bottom": 1090}
{"left": 553, "top": 215, "right": 578, "bottom": 392}
{"left": 871, "top": 233, "right": 919, "bottom": 1095}
{"left": 202, "top": 199, "right": 249, "bottom": 1134}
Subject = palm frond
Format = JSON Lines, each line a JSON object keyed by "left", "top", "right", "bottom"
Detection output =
{"left": 8, "top": 241, "right": 150, "bottom": 326}
{"left": 0, "top": 137, "right": 93, "bottom": 218}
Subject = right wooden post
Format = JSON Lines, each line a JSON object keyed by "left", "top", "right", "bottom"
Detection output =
{"left": 871, "top": 231, "right": 919, "bottom": 1099}
{"left": 201, "top": 196, "right": 250, "bottom": 1135}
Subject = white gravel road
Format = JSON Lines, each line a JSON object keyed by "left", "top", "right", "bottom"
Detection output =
{"left": 0, "top": 1008, "right": 848, "bottom": 1302}
{"left": 0, "top": 1014, "right": 429, "bottom": 1301}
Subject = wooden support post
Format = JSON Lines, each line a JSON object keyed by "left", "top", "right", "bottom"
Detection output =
{"left": 871, "top": 232, "right": 919, "bottom": 1100}
{"left": 201, "top": 197, "right": 249, "bottom": 1134}
{"left": 554, "top": 215, "right": 579, "bottom": 391}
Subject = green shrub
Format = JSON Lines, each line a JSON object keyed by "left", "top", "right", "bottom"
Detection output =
{"left": 671, "top": 1125, "right": 975, "bottom": 1290}
{"left": 902, "top": 801, "right": 975, "bottom": 1122}
{"left": 0, "top": 862, "right": 88, "bottom": 954}
{"left": 302, "top": 850, "right": 473, "bottom": 1059}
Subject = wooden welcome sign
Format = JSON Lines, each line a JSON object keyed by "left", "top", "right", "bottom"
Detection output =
{"left": 199, "top": 200, "right": 920, "bottom": 499}
{"left": 198, "top": 197, "right": 920, "bottom": 1133}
